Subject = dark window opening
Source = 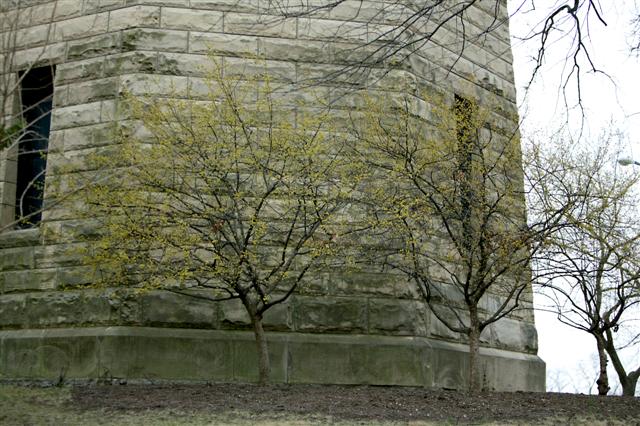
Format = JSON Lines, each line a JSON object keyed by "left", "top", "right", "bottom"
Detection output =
{"left": 454, "top": 94, "right": 475, "bottom": 169}
{"left": 454, "top": 94, "right": 476, "bottom": 250}
{"left": 15, "top": 65, "right": 55, "bottom": 228}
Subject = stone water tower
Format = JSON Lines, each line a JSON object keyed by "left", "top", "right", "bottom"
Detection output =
{"left": 0, "top": 0, "right": 544, "bottom": 390}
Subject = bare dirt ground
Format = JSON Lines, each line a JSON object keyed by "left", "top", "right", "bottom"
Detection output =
{"left": 2, "top": 382, "right": 640, "bottom": 425}
{"left": 72, "top": 383, "right": 640, "bottom": 424}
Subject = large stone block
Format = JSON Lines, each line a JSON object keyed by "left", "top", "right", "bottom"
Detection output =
{"left": 2, "top": 269, "right": 57, "bottom": 292}
{"left": 53, "top": 1, "right": 85, "bottom": 20}
{"left": 124, "top": 0, "right": 188, "bottom": 7}
{"left": 156, "top": 52, "right": 211, "bottom": 76}
{"left": 12, "top": 23, "right": 52, "bottom": 49}
{"left": 218, "top": 298, "right": 251, "bottom": 328}
{"left": 55, "top": 266, "right": 95, "bottom": 287}
{"left": 105, "top": 290, "right": 143, "bottom": 324}
{"left": 189, "top": 32, "right": 258, "bottom": 56}
{"left": 325, "top": 271, "right": 416, "bottom": 298}
{"left": 121, "top": 28, "right": 188, "bottom": 52}
{"left": 225, "top": 13, "right": 297, "bottom": 38}
{"left": 1, "top": 246, "right": 35, "bottom": 271}
{"left": 293, "top": 296, "right": 367, "bottom": 333}
{"left": 231, "top": 337, "right": 287, "bottom": 382}
{"left": 361, "top": 341, "right": 432, "bottom": 386}
{"left": 140, "top": 291, "right": 216, "bottom": 328}
{"left": 368, "top": 298, "right": 428, "bottom": 336}
{"left": 428, "top": 310, "right": 464, "bottom": 341}
{"left": 60, "top": 124, "right": 109, "bottom": 151}
{"left": 0, "top": 294, "right": 28, "bottom": 327}
{"left": 257, "top": 37, "right": 328, "bottom": 63}
{"left": 11, "top": 42, "right": 66, "bottom": 69}
{"left": 98, "top": 328, "right": 235, "bottom": 381}
{"left": 223, "top": 57, "right": 296, "bottom": 82}
{"left": 67, "top": 32, "right": 122, "bottom": 60}
{"left": 26, "top": 291, "right": 112, "bottom": 327}
{"left": 161, "top": 7, "right": 222, "bottom": 32}
{"left": 218, "top": 298, "right": 292, "bottom": 331}
{"left": 103, "top": 51, "right": 159, "bottom": 76}
{"left": 64, "top": 77, "right": 119, "bottom": 106}
{"left": 479, "top": 347, "right": 546, "bottom": 392}
{"left": 326, "top": 0, "right": 391, "bottom": 23}
{"left": 119, "top": 73, "right": 189, "bottom": 96}
{"left": 189, "top": 0, "right": 260, "bottom": 13}
{"left": 51, "top": 102, "right": 103, "bottom": 130}
{"left": 53, "top": 13, "right": 109, "bottom": 42}
{"left": 262, "top": 301, "right": 293, "bottom": 331}
{"left": 56, "top": 57, "right": 105, "bottom": 84}
{"left": 27, "top": 3, "right": 64, "bottom": 26}
{"left": 84, "top": 0, "right": 124, "bottom": 14}
{"left": 298, "top": 18, "right": 367, "bottom": 43}
{"left": 488, "top": 318, "right": 538, "bottom": 353}
{"left": 0, "top": 330, "right": 101, "bottom": 379}
{"left": 34, "top": 243, "right": 85, "bottom": 269}
{"left": 0, "top": 229, "right": 40, "bottom": 249}
{"left": 108, "top": 5, "right": 160, "bottom": 31}
{"left": 287, "top": 334, "right": 432, "bottom": 386}
{"left": 430, "top": 342, "right": 471, "bottom": 390}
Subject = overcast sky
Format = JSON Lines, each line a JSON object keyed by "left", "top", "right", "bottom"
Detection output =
{"left": 508, "top": 1, "right": 640, "bottom": 393}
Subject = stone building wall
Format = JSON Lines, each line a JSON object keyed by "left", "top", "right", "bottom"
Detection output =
{"left": 0, "top": 0, "right": 544, "bottom": 390}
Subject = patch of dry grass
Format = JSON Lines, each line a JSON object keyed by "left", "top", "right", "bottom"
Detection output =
{"left": 0, "top": 385, "right": 355, "bottom": 425}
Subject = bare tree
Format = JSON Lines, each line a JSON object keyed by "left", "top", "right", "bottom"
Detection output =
{"left": 527, "top": 134, "right": 640, "bottom": 397}
{"left": 631, "top": 9, "right": 640, "bottom": 56}
{"left": 548, "top": 354, "right": 630, "bottom": 395}
{"left": 512, "top": 1, "right": 609, "bottom": 98}
{"left": 259, "top": 1, "right": 616, "bottom": 107}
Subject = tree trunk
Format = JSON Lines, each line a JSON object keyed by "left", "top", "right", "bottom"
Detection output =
{"left": 604, "top": 329, "right": 639, "bottom": 397}
{"left": 468, "top": 309, "right": 482, "bottom": 393}
{"left": 251, "top": 314, "right": 270, "bottom": 386}
{"left": 595, "top": 335, "right": 610, "bottom": 395}
{"left": 622, "top": 375, "right": 639, "bottom": 397}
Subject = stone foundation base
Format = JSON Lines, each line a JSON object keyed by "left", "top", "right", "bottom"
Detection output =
{"left": 0, "top": 327, "right": 545, "bottom": 391}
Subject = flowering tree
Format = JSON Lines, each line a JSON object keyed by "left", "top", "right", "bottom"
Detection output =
{"left": 350, "top": 93, "right": 569, "bottom": 392}
{"left": 73, "top": 66, "right": 362, "bottom": 385}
